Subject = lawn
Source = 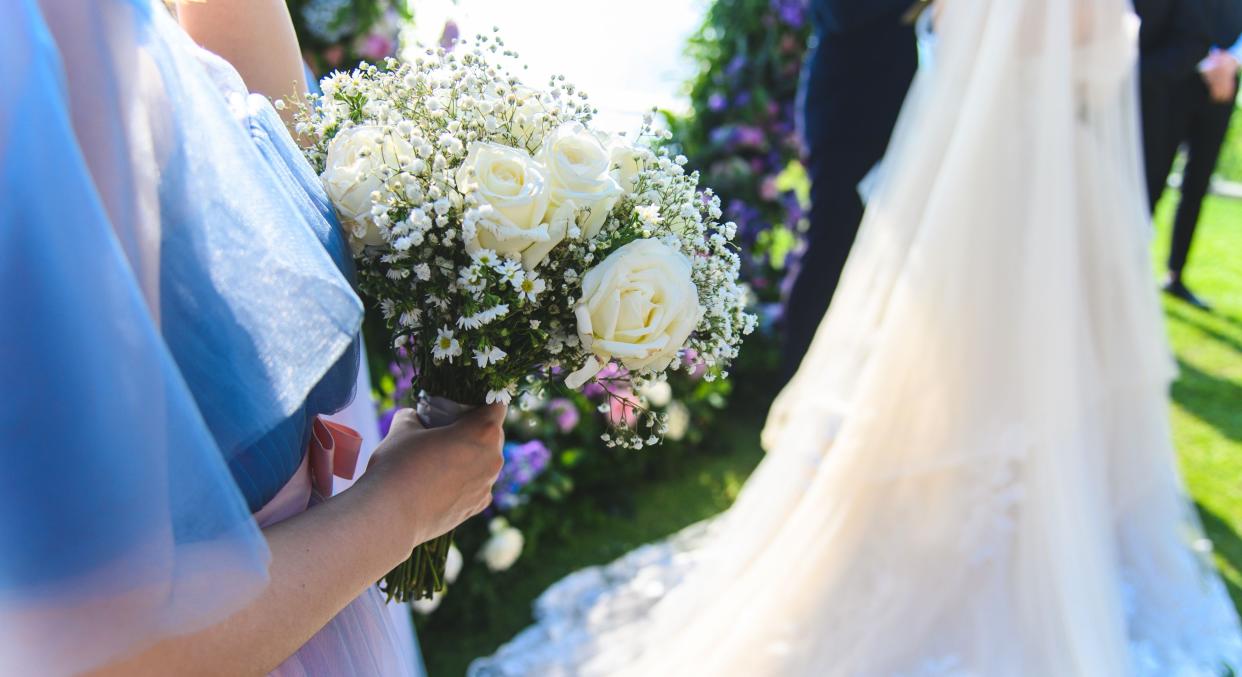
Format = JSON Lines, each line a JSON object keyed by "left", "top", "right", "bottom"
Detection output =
{"left": 418, "top": 192, "right": 1242, "bottom": 676}
{"left": 1152, "top": 192, "right": 1242, "bottom": 606}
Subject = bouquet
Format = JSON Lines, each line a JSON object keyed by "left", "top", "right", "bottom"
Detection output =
{"left": 295, "top": 34, "right": 755, "bottom": 602}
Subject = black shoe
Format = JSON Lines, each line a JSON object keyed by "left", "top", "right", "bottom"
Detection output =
{"left": 1163, "top": 279, "right": 1212, "bottom": 311}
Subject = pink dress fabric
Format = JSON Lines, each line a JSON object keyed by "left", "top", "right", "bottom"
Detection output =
{"left": 254, "top": 423, "right": 415, "bottom": 677}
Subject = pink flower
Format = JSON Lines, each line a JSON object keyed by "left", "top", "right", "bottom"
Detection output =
{"left": 682, "top": 349, "right": 708, "bottom": 381}
{"left": 608, "top": 390, "right": 640, "bottom": 429}
{"left": 323, "top": 44, "right": 346, "bottom": 68}
{"left": 760, "top": 175, "right": 780, "bottom": 201}
{"left": 359, "top": 33, "right": 395, "bottom": 61}
{"left": 583, "top": 362, "right": 628, "bottom": 400}
{"left": 547, "top": 398, "right": 580, "bottom": 434}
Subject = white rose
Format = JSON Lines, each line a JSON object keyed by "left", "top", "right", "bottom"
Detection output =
{"left": 608, "top": 141, "right": 643, "bottom": 195}
{"left": 537, "top": 122, "right": 622, "bottom": 238}
{"left": 456, "top": 143, "right": 557, "bottom": 268}
{"left": 480, "top": 518, "right": 525, "bottom": 572}
{"left": 566, "top": 239, "right": 702, "bottom": 389}
{"left": 321, "top": 126, "right": 415, "bottom": 249}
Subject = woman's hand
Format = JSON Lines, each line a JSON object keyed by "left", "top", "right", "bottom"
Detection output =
{"left": 361, "top": 405, "right": 507, "bottom": 552}
{"left": 92, "top": 404, "right": 506, "bottom": 677}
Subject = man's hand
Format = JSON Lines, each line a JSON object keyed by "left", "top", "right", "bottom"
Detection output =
{"left": 1200, "top": 48, "right": 1240, "bottom": 103}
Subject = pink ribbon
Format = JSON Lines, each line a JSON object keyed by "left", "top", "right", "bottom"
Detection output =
{"left": 308, "top": 417, "right": 362, "bottom": 498}
{"left": 254, "top": 417, "right": 363, "bottom": 528}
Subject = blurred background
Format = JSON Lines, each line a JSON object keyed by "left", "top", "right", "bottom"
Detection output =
{"left": 286, "top": 1, "right": 1242, "bottom": 673}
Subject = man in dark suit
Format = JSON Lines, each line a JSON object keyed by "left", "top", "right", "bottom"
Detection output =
{"left": 1133, "top": 0, "right": 1221, "bottom": 309}
{"left": 781, "top": 1, "right": 919, "bottom": 380}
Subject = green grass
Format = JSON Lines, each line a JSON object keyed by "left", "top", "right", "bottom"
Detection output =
{"left": 419, "top": 193, "right": 1242, "bottom": 676}
{"left": 417, "top": 413, "right": 768, "bottom": 675}
{"left": 1152, "top": 192, "right": 1242, "bottom": 606}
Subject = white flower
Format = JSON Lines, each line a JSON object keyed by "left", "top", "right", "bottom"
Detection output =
{"left": 457, "top": 143, "right": 559, "bottom": 267}
{"left": 480, "top": 518, "right": 524, "bottom": 572}
{"left": 321, "top": 126, "right": 415, "bottom": 249}
{"left": 665, "top": 401, "right": 691, "bottom": 441}
{"left": 639, "top": 380, "right": 673, "bottom": 408}
{"left": 486, "top": 386, "right": 514, "bottom": 405}
{"left": 414, "top": 263, "right": 432, "bottom": 281}
{"left": 411, "top": 592, "right": 444, "bottom": 615}
{"left": 445, "top": 544, "right": 464, "bottom": 584}
{"left": 634, "top": 204, "right": 662, "bottom": 226}
{"left": 474, "top": 346, "right": 508, "bottom": 368}
{"left": 608, "top": 140, "right": 643, "bottom": 195}
{"left": 511, "top": 87, "right": 555, "bottom": 144}
{"left": 566, "top": 239, "right": 702, "bottom": 388}
{"left": 517, "top": 273, "right": 546, "bottom": 303}
{"left": 432, "top": 328, "right": 462, "bottom": 362}
{"left": 536, "top": 122, "right": 622, "bottom": 238}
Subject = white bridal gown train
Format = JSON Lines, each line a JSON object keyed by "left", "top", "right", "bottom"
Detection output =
{"left": 471, "top": 0, "right": 1242, "bottom": 674}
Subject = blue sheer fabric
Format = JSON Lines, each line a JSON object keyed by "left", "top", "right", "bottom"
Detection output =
{"left": 0, "top": 1, "right": 363, "bottom": 673}
{"left": 200, "top": 51, "right": 363, "bottom": 511}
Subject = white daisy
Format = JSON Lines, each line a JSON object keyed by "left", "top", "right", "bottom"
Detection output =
{"left": 473, "top": 346, "right": 507, "bottom": 368}
{"left": 432, "top": 328, "right": 462, "bottom": 362}
{"left": 486, "top": 386, "right": 514, "bottom": 405}
{"left": 517, "top": 275, "right": 545, "bottom": 302}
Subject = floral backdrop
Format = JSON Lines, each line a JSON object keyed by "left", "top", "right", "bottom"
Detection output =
{"left": 664, "top": 0, "right": 811, "bottom": 333}
{"left": 289, "top": 0, "right": 411, "bottom": 76}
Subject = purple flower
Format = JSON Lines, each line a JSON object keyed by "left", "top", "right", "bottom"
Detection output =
{"left": 734, "top": 125, "right": 766, "bottom": 149}
{"left": 378, "top": 406, "right": 397, "bottom": 437}
{"left": 708, "top": 93, "right": 728, "bottom": 113}
{"left": 439, "top": 20, "right": 460, "bottom": 51}
{"left": 547, "top": 398, "right": 580, "bottom": 433}
{"left": 772, "top": 0, "right": 805, "bottom": 28}
{"left": 725, "top": 54, "right": 748, "bottom": 79}
{"left": 733, "top": 91, "right": 752, "bottom": 109}
{"left": 493, "top": 440, "right": 553, "bottom": 510}
{"left": 583, "top": 362, "right": 628, "bottom": 399}
{"left": 389, "top": 360, "right": 416, "bottom": 401}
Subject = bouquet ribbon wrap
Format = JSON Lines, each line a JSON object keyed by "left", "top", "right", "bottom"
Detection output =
{"left": 416, "top": 395, "right": 478, "bottom": 428}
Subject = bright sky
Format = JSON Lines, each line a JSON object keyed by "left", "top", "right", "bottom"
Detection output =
{"left": 408, "top": 0, "right": 706, "bottom": 133}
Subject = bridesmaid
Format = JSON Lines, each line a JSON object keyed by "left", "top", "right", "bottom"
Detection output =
{"left": 0, "top": 1, "right": 502, "bottom": 675}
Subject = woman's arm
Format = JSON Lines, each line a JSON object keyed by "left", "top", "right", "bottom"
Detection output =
{"left": 90, "top": 406, "right": 506, "bottom": 677}
{"left": 176, "top": 0, "right": 306, "bottom": 129}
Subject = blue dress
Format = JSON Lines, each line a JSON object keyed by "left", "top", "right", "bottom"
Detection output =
{"left": 0, "top": 1, "right": 408, "bottom": 674}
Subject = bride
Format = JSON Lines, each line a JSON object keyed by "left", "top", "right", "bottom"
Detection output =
{"left": 472, "top": 0, "right": 1242, "bottom": 674}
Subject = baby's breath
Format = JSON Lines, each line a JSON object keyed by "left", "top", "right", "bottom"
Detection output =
{"left": 296, "top": 36, "right": 753, "bottom": 447}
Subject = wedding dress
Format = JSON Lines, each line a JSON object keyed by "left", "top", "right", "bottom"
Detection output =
{"left": 471, "top": 0, "right": 1242, "bottom": 675}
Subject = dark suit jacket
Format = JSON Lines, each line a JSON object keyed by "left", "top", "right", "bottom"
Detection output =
{"left": 1132, "top": 0, "right": 1213, "bottom": 82}
{"left": 811, "top": 0, "right": 918, "bottom": 34}
{"left": 802, "top": 0, "right": 918, "bottom": 197}
{"left": 1206, "top": 0, "right": 1242, "bottom": 47}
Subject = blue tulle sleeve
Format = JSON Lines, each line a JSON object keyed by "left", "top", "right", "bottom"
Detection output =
{"left": 0, "top": 1, "right": 363, "bottom": 673}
